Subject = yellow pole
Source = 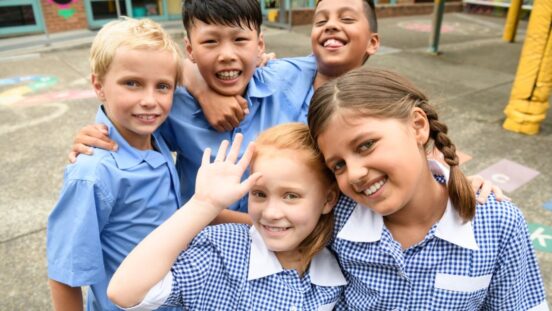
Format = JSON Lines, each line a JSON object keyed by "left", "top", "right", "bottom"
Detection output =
{"left": 503, "top": 0, "right": 552, "bottom": 135}
{"left": 502, "top": 0, "right": 523, "bottom": 42}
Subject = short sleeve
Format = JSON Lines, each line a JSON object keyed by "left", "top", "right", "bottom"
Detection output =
{"left": 163, "top": 230, "right": 218, "bottom": 308}
{"left": 482, "top": 208, "right": 548, "bottom": 310}
{"left": 47, "top": 177, "right": 114, "bottom": 286}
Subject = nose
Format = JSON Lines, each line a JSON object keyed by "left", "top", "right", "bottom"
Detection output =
{"left": 140, "top": 88, "right": 156, "bottom": 108}
{"left": 323, "top": 17, "right": 339, "bottom": 33}
{"left": 217, "top": 42, "right": 238, "bottom": 63}
{"left": 347, "top": 158, "right": 369, "bottom": 188}
{"left": 262, "top": 199, "right": 284, "bottom": 220}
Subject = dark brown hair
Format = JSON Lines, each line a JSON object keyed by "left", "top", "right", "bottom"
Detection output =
{"left": 308, "top": 67, "right": 476, "bottom": 221}
{"left": 316, "top": 0, "right": 378, "bottom": 32}
{"left": 252, "top": 123, "right": 336, "bottom": 273}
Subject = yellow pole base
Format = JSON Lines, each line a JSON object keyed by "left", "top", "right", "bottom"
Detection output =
{"left": 503, "top": 118, "right": 541, "bottom": 135}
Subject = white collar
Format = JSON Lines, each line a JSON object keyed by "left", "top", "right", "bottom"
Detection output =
{"left": 247, "top": 227, "right": 347, "bottom": 286}
{"left": 337, "top": 160, "right": 479, "bottom": 250}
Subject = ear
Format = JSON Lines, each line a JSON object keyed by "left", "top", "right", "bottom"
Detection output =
{"left": 321, "top": 184, "right": 340, "bottom": 215}
{"left": 365, "top": 33, "right": 380, "bottom": 57}
{"left": 411, "top": 107, "right": 430, "bottom": 146}
{"left": 184, "top": 37, "right": 195, "bottom": 63}
{"left": 257, "top": 32, "right": 266, "bottom": 57}
{"left": 91, "top": 74, "right": 105, "bottom": 102}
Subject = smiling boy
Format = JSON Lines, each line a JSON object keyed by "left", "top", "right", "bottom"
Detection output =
{"left": 47, "top": 18, "right": 184, "bottom": 311}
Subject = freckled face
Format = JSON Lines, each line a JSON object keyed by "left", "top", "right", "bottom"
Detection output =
{"left": 248, "top": 149, "right": 333, "bottom": 260}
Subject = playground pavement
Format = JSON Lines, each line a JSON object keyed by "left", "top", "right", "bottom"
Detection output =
{"left": 0, "top": 12, "right": 551, "bottom": 310}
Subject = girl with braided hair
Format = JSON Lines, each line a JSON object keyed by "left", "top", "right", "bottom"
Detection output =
{"left": 308, "top": 67, "right": 548, "bottom": 310}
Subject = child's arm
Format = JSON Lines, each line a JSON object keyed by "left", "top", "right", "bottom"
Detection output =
{"left": 182, "top": 58, "right": 249, "bottom": 132}
{"left": 48, "top": 279, "right": 83, "bottom": 311}
{"left": 182, "top": 53, "right": 276, "bottom": 132}
{"left": 68, "top": 124, "right": 116, "bottom": 163}
{"left": 108, "top": 134, "right": 260, "bottom": 308}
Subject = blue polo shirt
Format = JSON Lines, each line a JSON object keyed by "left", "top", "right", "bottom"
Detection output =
{"left": 160, "top": 56, "right": 317, "bottom": 212}
{"left": 122, "top": 225, "right": 346, "bottom": 311}
{"left": 47, "top": 106, "right": 183, "bottom": 311}
{"left": 331, "top": 161, "right": 548, "bottom": 310}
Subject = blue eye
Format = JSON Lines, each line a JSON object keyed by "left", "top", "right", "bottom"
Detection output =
{"left": 158, "top": 83, "right": 172, "bottom": 92}
{"left": 125, "top": 80, "right": 138, "bottom": 87}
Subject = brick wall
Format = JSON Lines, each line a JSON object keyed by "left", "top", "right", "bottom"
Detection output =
{"left": 42, "top": 0, "right": 88, "bottom": 33}
{"left": 280, "top": 2, "right": 464, "bottom": 26}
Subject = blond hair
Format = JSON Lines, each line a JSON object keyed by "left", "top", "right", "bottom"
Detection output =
{"left": 309, "top": 67, "right": 476, "bottom": 221}
{"left": 90, "top": 17, "right": 183, "bottom": 85}
{"left": 252, "top": 123, "right": 336, "bottom": 273}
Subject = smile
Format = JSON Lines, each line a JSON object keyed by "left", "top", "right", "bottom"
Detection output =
{"left": 323, "top": 38, "right": 346, "bottom": 48}
{"left": 133, "top": 114, "right": 159, "bottom": 121}
{"left": 216, "top": 70, "right": 241, "bottom": 80}
{"left": 262, "top": 225, "right": 290, "bottom": 232}
{"left": 362, "top": 177, "right": 387, "bottom": 196}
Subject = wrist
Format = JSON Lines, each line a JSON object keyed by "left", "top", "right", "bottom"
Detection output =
{"left": 188, "top": 195, "right": 224, "bottom": 215}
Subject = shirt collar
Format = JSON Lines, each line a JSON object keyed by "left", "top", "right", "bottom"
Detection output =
{"left": 248, "top": 227, "right": 347, "bottom": 286}
{"left": 337, "top": 160, "right": 479, "bottom": 250}
{"left": 96, "top": 106, "right": 167, "bottom": 170}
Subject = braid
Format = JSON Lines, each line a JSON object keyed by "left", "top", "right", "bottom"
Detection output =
{"left": 417, "top": 102, "right": 476, "bottom": 221}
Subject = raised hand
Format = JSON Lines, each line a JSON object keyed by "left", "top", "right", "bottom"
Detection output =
{"left": 193, "top": 134, "right": 261, "bottom": 211}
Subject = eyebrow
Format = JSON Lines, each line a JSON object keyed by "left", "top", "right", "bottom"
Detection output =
{"left": 314, "top": 6, "right": 358, "bottom": 17}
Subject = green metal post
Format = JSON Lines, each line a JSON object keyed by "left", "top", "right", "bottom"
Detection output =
{"left": 429, "top": 0, "right": 446, "bottom": 54}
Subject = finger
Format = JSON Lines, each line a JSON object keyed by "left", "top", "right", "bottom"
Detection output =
{"left": 237, "top": 142, "right": 255, "bottom": 171}
{"left": 227, "top": 114, "right": 240, "bottom": 128}
{"left": 215, "top": 140, "right": 230, "bottom": 162}
{"left": 93, "top": 124, "right": 109, "bottom": 135}
{"left": 226, "top": 134, "right": 243, "bottom": 163}
{"left": 476, "top": 181, "right": 492, "bottom": 204}
{"left": 74, "top": 144, "right": 94, "bottom": 156}
{"left": 469, "top": 175, "right": 483, "bottom": 193}
{"left": 79, "top": 135, "right": 117, "bottom": 151}
{"left": 201, "top": 148, "right": 212, "bottom": 166}
{"left": 236, "top": 96, "right": 249, "bottom": 115}
{"left": 232, "top": 102, "right": 245, "bottom": 123}
{"left": 212, "top": 123, "right": 225, "bottom": 132}
{"left": 68, "top": 151, "right": 77, "bottom": 164}
{"left": 491, "top": 185, "right": 510, "bottom": 202}
{"left": 239, "top": 172, "right": 262, "bottom": 194}
{"left": 219, "top": 121, "right": 234, "bottom": 132}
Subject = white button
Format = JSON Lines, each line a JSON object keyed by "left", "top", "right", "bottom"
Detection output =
{"left": 290, "top": 306, "right": 297, "bottom": 311}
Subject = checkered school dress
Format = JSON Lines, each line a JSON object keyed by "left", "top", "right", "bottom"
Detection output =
{"left": 331, "top": 161, "right": 548, "bottom": 310}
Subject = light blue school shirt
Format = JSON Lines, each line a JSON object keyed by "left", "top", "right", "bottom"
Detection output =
{"left": 123, "top": 225, "right": 347, "bottom": 311}
{"left": 47, "top": 106, "right": 183, "bottom": 311}
{"left": 160, "top": 55, "right": 317, "bottom": 212}
{"left": 331, "top": 160, "right": 548, "bottom": 310}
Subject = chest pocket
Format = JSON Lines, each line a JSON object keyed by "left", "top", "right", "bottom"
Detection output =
{"left": 431, "top": 273, "right": 492, "bottom": 310}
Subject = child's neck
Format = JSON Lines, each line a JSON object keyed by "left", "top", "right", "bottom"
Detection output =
{"left": 275, "top": 250, "right": 305, "bottom": 276}
{"left": 383, "top": 173, "right": 449, "bottom": 250}
{"left": 313, "top": 66, "right": 350, "bottom": 90}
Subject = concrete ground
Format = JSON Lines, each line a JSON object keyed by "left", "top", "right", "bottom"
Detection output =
{"left": 1, "top": 12, "right": 550, "bottom": 309}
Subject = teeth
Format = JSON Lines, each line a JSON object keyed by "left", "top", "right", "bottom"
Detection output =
{"left": 136, "top": 114, "right": 156, "bottom": 120}
{"left": 217, "top": 70, "right": 240, "bottom": 80}
{"left": 264, "top": 226, "right": 288, "bottom": 232}
{"left": 363, "top": 178, "right": 386, "bottom": 196}
{"left": 324, "top": 38, "right": 344, "bottom": 47}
